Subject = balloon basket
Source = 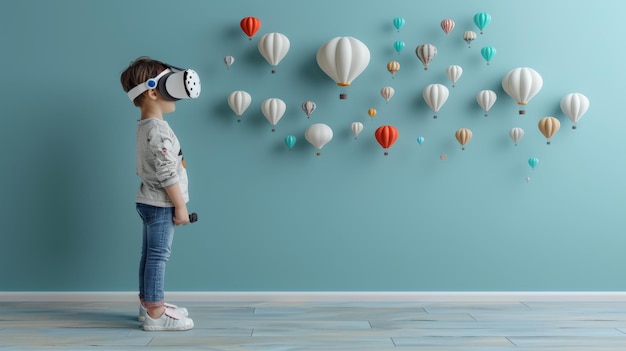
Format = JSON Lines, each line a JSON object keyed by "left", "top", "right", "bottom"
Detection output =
{"left": 339, "top": 93, "right": 348, "bottom": 100}
{"left": 384, "top": 152, "right": 388, "bottom": 156}
{"left": 316, "top": 152, "right": 321, "bottom": 156}
{"left": 519, "top": 110, "right": 526, "bottom": 115}
{"left": 271, "top": 69, "right": 276, "bottom": 74}
{"left": 271, "top": 128, "right": 276, "bottom": 132}
{"left": 572, "top": 125, "right": 577, "bottom": 130}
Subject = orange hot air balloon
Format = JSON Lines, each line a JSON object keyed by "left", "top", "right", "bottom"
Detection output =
{"left": 368, "top": 108, "right": 377, "bottom": 118}
{"left": 386, "top": 61, "right": 400, "bottom": 77}
{"left": 375, "top": 125, "right": 399, "bottom": 155}
{"left": 455, "top": 128, "right": 472, "bottom": 150}
{"left": 240, "top": 17, "right": 261, "bottom": 40}
{"left": 538, "top": 116, "right": 560, "bottom": 144}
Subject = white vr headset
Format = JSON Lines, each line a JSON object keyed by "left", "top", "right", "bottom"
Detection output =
{"left": 127, "top": 65, "right": 201, "bottom": 102}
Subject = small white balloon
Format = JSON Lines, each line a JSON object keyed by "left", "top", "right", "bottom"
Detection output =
{"left": 350, "top": 122, "right": 364, "bottom": 139}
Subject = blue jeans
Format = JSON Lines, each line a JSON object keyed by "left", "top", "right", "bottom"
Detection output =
{"left": 136, "top": 203, "right": 175, "bottom": 307}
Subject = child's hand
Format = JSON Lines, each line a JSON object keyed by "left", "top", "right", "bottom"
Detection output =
{"left": 173, "top": 207, "right": 190, "bottom": 225}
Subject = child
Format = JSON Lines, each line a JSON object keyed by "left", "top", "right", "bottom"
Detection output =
{"left": 120, "top": 57, "right": 195, "bottom": 331}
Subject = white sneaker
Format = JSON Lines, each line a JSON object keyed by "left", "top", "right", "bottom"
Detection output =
{"left": 143, "top": 308, "right": 194, "bottom": 331}
{"left": 139, "top": 302, "right": 188, "bottom": 322}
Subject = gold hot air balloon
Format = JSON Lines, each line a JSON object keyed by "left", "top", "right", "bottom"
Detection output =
{"left": 538, "top": 116, "right": 560, "bottom": 144}
{"left": 386, "top": 61, "right": 400, "bottom": 77}
{"left": 368, "top": 108, "right": 377, "bottom": 118}
{"left": 455, "top": 128, "right": 472, "bottom": 150}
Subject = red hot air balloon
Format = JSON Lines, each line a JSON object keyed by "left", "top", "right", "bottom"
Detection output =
{"left": 375, "top": 125, "right": 399, "bottom": 156}
{"left": 240, "top": 17, "right": 261, "bottom": 40}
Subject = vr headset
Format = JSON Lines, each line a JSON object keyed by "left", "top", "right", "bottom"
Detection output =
{"left": 127, "top": 64, "right": 201, "bottom": 102}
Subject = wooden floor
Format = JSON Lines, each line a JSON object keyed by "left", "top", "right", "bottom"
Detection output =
{"left": 2, "top": 299, "right": 626, "bottom": 350}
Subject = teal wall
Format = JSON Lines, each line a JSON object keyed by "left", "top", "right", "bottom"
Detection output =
{"left": 1, "top": 0, "right": 624, "bottom": 292}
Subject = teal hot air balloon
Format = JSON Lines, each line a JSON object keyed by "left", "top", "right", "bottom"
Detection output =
{"left": 480, "top": 46, "right": 496, "bottom": 65}
{"left": 417, "top": 136, "right": 425, "bottom": 145}
{"left": 528, "top": 157, "right": 539, "bottom": 170}
{"left": 393, "top": 40, "right": 405, "bottom": 54}
{"left": 393, "top": 17, "right": 405, "bottom": 31}
{"left": 474, "top": 12, "right": 491, "bottom": 34}
{"left": 285, "top": 135, "right": 296, "bottom": 150}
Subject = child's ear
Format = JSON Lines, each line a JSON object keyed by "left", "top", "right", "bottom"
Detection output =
{"left": 145, "top": 89, "right": 158, "bottom": 100}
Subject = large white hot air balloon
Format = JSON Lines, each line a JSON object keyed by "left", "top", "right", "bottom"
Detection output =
{"left": 316, "top": 36, "right": 370, "bottom": 99}
{"left": 258, "top": 32, "right": 290, "bottom": 74}
{"left": 261, "top": 98, "right": 286, "bottom": 132}
{"left": 305, "top": 123, "right": 333, "bottom": 155}
{"left": 423, "top": 83, "right": 449, "bottom": 119}
{"left": 560, "top": 93, "right": 589, "bottom": 129}
{"left": 502, "top": 67, "right": 543, "bottom": 115}
{"left": 476, "top": 89, "right": 497, "bottom": 117}
{"left": 227, "top": 90, "right": 252, "bottom": 122}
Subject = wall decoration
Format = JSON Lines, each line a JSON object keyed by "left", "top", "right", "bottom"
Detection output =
{"left": 455, "top": 128, "right": 473, "bottom": 150}
{"left": 380, "top": 86, "right": 395, "bottom": 102}
{"left": 240, "top": 16, "right": 261, "bottom": 40}
{"left": 422, "top": 83, "right": 449, "bottom": 119}
{"left": 560, "top": 93, "right": 590, "bottom": 129}
{"left": 223, "top": 55, "right": 235, "bottom": 69}
{"left": 445, "top": 64, "right": 463, "bottom": 87}
{"left": 305, "top": 123, "right": 333, "bottom": 156}
{"left": 375, "top": 125, "right": 399, "bottom": 156}
{"left": 417, "top": 136, "right": 425, "bottom": 145}
{"left": 367, "top": 108, "right": 377, "bottom": 119}
{"left": 528, "top": 157, "right": 539, "bottom": 170}
{"left": 227, "top": 90, "right": 252, "bottom": 123}
{"left": 301, "top": 100, "right": 316, "bottom": 118}
{"left": 393, "top": 40, "right": 405, "bottom": 54}
{"left": 386, "top": 61, "right": 400, "bottom": 77}
{"left": 415, "top": 43, "right": 437, "bottom": 70}
{"left": 463, "top": 31, "right": 477, "bottom": 47}
{"left": 440, "top": 18, "right": 455, "bottom": 35}
{"left": 261, "top": 98, "right": 286, "bottom": 132}
{"left": 393, "top": 17, "right": 405, "bottom": 32}
{"left": 473, "top": 11, "right": 492, "bottom": 34}
{"left": 257, "top": 32, "right": 290, "bottom": 74}
{"left": 476, "top": 89, "right": 497, "bottom": 117}
{"left": 350, "top": 122, "right": 364, "bottom": 139}
{"left": 284, "top": 135, "right": 297, "bottom": 150}
{"left": 316, "top": 37, "right": 371, "bottom": 99}
{"left": 501, "top": 67, "right": 543, "bottom": 115}
{"left": 538, "top": 116, "right": 561, "bottom": 144}
{"left": 509, "top": 127, "right": 525, "bottom": 146}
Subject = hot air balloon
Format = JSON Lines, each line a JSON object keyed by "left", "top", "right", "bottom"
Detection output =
{"left": 284, "top": 135, "right": 296, "bottom": 150}
{"left": 476, "top": 90, "right": 497, "bottom": 117}
{"left": 223, "top": 56, "right": 235, "bottom": 69}
{"left": 368, "top": 108, "right": 377, "bottom": 119}
{"left": 305, "top": 123, "right": 333, "bottom": 156}
{"left": 441, "top": 18, "right": 455, "bottom": 35}
{"left": 528, "top": 157, "right": 539, "bottom": 170}
{"left": 258, "top": 32, "right": 290, "bottom": 74}
{"left": 538, "top": 116, "right": 560, "bottom": 144}
{"left": 301, "top": 100, "right": 316, "bottom": 118}
{"left": 480, "top": 46, "right": 496, "bottom": 65}
{"left": 316, "top": 37, "right": 370, "bottom": 99}
{"left": 455, "top": 128, "right": 472, "bottom": 150}
{"left": 350, "top": 122, "right": 364, "bottom": 139}
{"left": 375, "top": 125, "right": 399, "bottom": 155}
{"left": 240, "top": 16, "right": 261, "bottom": 40}
{"left": 463, "top": 31, "right": 477, "bottom": 48}
{"left": 423, "top": 83, "right": 449, "bottom": 119}
{"left": 446, "top": 65, "right": 463, "bottom": 87}
{"left": 393, "top": 40, "right": 405, "bottom": 54}
{"left": 381, "top": 86, "right": 395, "bottom": 102}
{"left": 474, "top": 12, "right": 491, "bottom": 34}
{"left": 227, "top": 90, "right": 252, "bottom": 123}
{"left": 416, "top": 44, "right": 437, "bottom": 70}
{"left": 560, "top": 93, "right": 589, "bottom": 129}
{"left": 261, "top": 98, "right": 286, "bottom": 132}
{"left": 502, "top": 67, "right": 543, "bottom": 115}
{"left": 509, "top": 127, "right": 524, "bottom": 146}
{"left": 393, "top": 17, "right": 405, "bottom": 31}
{"left": 417, "top": 136, "right": 425, "bottom": 145}
{"left": 387, "top": 61, "right": 400, "bottom": 77}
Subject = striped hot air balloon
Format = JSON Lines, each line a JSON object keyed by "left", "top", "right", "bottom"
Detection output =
{"left": 415, "top": 44, "right": 437, "bottom": 70}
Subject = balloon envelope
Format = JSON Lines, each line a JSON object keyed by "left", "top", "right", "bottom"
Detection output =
{"left": 381, "top": 86, "right": 395, "bottom": 102}
{"left": 223, "top": 56, "right": 235, "bottom": 69}
{"left": 560, "top": 93, "right": 589, "bottom": 129}
{"left": 393, "top": 40, "right": 405, "bottom": 53}
{"left": 387, "top": 61, "right": 400, "bottom": 76}
{"left": 538, "top": 116, "right": 560, "bottom": 144}
{"left": 476, "top": 90, "right": 497, "bottom": 116}
{"left": 528, "top": 157, "right": 539, "bottom": 169}
{"left": 301, "top": 100, "right": 316, "bottom": 118}
{"left": 509, "top": 127, "right": 524, "bottom": 145}
{"left": 284, "top": 135, "right": 296, "bottom": 150}
{"left": 502, "top": 67, "right": 543, "bottom": 114}
{"left": 455, "top": 128, "right": 472, "bottom": 150}
{"left": 463, "top": 31, "right": 477, "bottom": 47}
{"left": 441, "top": 18, "right": 455, "bottom": 35}
{"left": 368, "top": 108, "right": 377, "bottom": 117}
{"left": 417, "top": 136, "right": 425, "bottom": 145}
{"left": 305, "top": 123, "right": 333, "bottom": 150}
{"left": 258, "top": 32, "right": 290, "bottom": 71}
{"left": 228, "top": 90, "right": 252, "bottom": 116}
{"left": 473, "top": 12, "right": 491, "bottom": 33}
{"left": 480, "top": 46, "right": 496, "bottom": 64}
{"left": 350, "top": 122, "right": 364, "bottom": 138}
{"left": 316, "top": 37, "right": 370, "bottom": 87}
{"left": 375, "top": 125, "right": 399, "bottom": 153}
{"left": 415, "top": 43, "right": 437, "bottom": 70}
{"left": 240, "top": 16, "right": 261, "bottom": 39}
{"left": 393, "top": 17, "right": 405, "bottom": 31}
{"left": 446, "top": 65, "right": 463, "bottom": 87}
{"left": 261, "top": 98, "right": 286, "bottom": 129}
{"left": 423, "top": 83, "right": 449, "bottom": 118}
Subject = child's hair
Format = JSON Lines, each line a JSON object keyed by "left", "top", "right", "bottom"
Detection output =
{"left": 120, "top": 56, "right": 168, "bottom": 106}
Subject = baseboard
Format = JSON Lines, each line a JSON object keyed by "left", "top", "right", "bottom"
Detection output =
{"left": 2, "top": 291, "right": 626, "bottom": 303}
